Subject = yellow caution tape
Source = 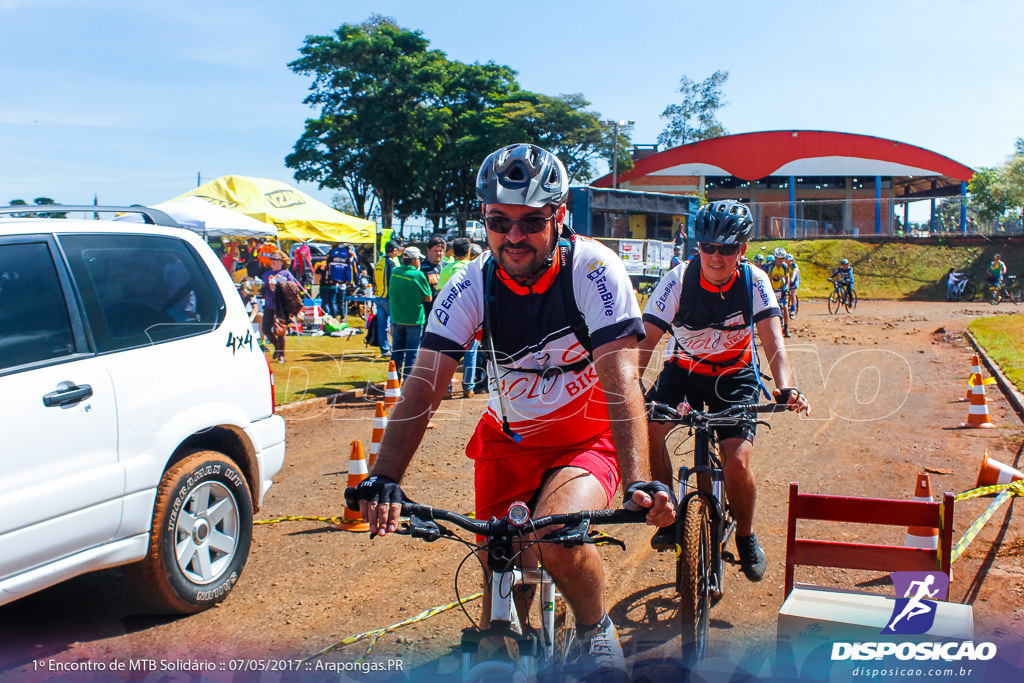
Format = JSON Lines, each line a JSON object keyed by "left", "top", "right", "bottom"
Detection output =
{"left": 950, "top": 480, "right": 1024, "bottom": 562}
{"left": 255, "top": 515, "right": 343, "bottom": 525}
{"left": 967, "top": 375, "right": 997, "bottom": 387}
{"left": 302, "top": 592, "right": 484, "bottom": 663}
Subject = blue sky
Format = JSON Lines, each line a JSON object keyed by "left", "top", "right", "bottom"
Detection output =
{"left": 2, "top": 0, "right": 1021, "bottom": 217}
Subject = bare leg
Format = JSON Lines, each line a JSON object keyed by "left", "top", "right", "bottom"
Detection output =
{"left": 720, "top": 436, "right": 756, "bottom": 536}
{"left": 520, "top": 467, "right": 610, "bottom": 627}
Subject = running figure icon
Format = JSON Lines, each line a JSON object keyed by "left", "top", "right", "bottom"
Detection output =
{"left": 886, "top": 574, "right": 938, "bottom": 631}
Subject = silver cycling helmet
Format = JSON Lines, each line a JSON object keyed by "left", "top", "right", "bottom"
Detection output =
{"left": 840, "top": 258, "right": 849, "bottom": 266}
{"left": 774, "top": 246, "right": 787, "bottom": 259}
{"left": 476, "top": 143, "right": 569, "bottom": 208}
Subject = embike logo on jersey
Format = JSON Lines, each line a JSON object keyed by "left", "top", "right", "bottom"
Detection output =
{"left": 654, "top": 278, "right": 677, "bottom": 312}
{"left": 433, "top": 278, "right": 473, "bottom": 327}
{"left": 586, "top": 262, "right": 615, "bottom": 317}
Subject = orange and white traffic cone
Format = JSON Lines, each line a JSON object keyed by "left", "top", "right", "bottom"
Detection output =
{"left": 336, "top": 440, "right": 370, "bottom": 532}
{"left": 384, "top": 361, "right": 401, "bottom": 412}
{"left": 904, "top": 473, "right": 939, "bottom": 550}
{"left": 963, "top": 354, "right": 996, "bottom": 401}
{"left": 975, "top": 450, "right": 1024, "bottom": 488}
{"left": 960, "top": 366, "right": 995, "bottom": 428}
{"left": 369, "top": 401, "right": 387, "bottom": 468}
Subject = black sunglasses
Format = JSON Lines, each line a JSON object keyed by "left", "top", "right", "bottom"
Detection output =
{"left": 699, "top": 243, "right": 741, "bottom": 256}
{"left": 483, "top": 212, "right": 554, "bottom": 235}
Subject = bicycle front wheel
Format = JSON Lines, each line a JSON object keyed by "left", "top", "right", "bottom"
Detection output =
{"left": 828, "top": 289, "right": 841, "bottom": 314}
{"left": 677, "top": 495, "right": 712, "bottom": 664}
{"left": 963, "top": 282, "right": 977, "bottom": 301}
{"left": 989, "top": 286, "right": 1002, "bottom": 305}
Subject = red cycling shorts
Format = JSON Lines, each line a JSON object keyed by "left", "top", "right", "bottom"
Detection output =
{"left": 466, "top": 419, "right": 621, "bottom": 522}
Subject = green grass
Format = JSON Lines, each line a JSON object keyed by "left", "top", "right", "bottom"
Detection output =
{"left": 266, "top": 316, "right": 391, "bottom": 406}
{"left": 968, "top": 314, "right": 1024, "bottom": 393}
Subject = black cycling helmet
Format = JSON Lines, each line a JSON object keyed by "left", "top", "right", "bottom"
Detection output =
{"left": 693, "top": 200, "right": 753, "bottom": 245}
{"left": 476, "top": 143, "right": 569, "bottom": 208}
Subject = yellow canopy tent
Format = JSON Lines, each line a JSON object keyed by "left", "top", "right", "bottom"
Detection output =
{"left": 173, "top": 175, "right": 376, "bottom": 244}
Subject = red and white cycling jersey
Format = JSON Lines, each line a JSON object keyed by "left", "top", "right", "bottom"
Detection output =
{"left": 421, "top": 236, "right": 643, "bottom": 446}
{"left": 642, "top": 260, "right": 780, "bottom": 376}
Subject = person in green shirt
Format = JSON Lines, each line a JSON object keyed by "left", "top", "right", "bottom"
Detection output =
{"left": 389, "top": 246, "right": 432, "bottom": 380}
{"left": 438, "top": 238, "right": 480, "bottom": 397}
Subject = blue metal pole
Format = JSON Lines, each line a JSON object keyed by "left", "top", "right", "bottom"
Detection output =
{"left": 788, "top": 176, "right": 796, "bottom": 238}
{"left": 960, "top": 182, "right": 967, "bottom": 233}
{"left": 875, "top": 175, "right": 882, "bottom": 235}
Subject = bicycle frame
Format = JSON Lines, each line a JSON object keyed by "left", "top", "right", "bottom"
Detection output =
{"left": 390, "top": 503, "right": 645, "bottom": 681}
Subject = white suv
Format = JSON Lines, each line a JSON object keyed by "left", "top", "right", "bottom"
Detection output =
{"left": 0, "top": 206, "right": 285, "bottom": 613}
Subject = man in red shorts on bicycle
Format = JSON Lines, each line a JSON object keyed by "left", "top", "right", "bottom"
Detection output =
{"left": 349, "top": 143, "right": 675, "bottom": 680}
{"left": 638, "top": 200, "right": 810, "bottom": 582}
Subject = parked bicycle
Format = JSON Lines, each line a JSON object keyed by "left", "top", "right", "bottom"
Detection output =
{"left": 343, "top": 490, "right": 646, "bottom": 681}
{"left": 647, "top": 401, "right": 791, "bottom": 664}
{"left": 946, "top": 270, "right": 976, "bottom": 302}
{"left": 827, "top": 278, "right": 857, "bottom": 314}
{"left": 986, "top": 275, "right": 1022, "bottom": 305}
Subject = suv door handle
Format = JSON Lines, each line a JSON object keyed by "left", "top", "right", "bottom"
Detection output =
{"left": 42, "top": 384, "right": 93, "bottom": 407}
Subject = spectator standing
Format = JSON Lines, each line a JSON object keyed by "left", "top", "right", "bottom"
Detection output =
{"left": 373, "top": 240, "right": 402, "bottom": 357}
{"left": 438, "top": 237, "right": 479, "bottom": 397}
{"left": 260, "top": 251, "right": 300, "bottom": 363}
{"left": 669, "top": 246, "right": 682, "bottom": 269}
{"left": 290, "top": 241, "right": 315, "bottom": 288}
{"left": 389, "top": 246, "right": 432, "bottom": 380}
{"left": 420, "top": 235, "right": 446, "bottom": 316}
{"left": 318, "top": 262, "right": 338, "bottom": 318}
{"left": 326, "top": 242, "right": 358, "bottom": 316}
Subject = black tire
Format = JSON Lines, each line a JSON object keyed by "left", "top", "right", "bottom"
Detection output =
{"left": 845, "top": 289, "right": 858, "bottom": 312}
{"left": 125, "top": 450, "right": 253, "bottom": 613}
{"left": 677, "top": 496, "right": 712, "bottom": 664}
{"left": 1010, "top": 286, "right": 1023, "bottom": 305}
{"left": 827, "top": 289, "right": 841, "bottom": 314}
{"left": 963, "top": 282, "right": 977, "bottom": 301}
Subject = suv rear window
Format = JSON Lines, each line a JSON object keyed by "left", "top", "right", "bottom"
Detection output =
{"left": 0, "top": 241, "right": 76, "bottom": 370}
{"left": 61, "top": 234, "right": 226, "bottom": 352}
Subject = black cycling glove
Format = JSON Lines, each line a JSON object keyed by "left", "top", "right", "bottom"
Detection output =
{"left": 776, "top": 387, "right": 801, "bottom": 404}
{"left": 623, "top": 480, "right": 677, "bottom": 512}
{"left": 345, "top": 475, "right": 406, "bottom": 511}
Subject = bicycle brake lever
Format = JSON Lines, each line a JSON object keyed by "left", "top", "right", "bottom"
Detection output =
{"left": 541, "top": 519, "right": 591, "bottom": 547}
{"left": 402, "top": 514, "right": 447, "bottom": 542}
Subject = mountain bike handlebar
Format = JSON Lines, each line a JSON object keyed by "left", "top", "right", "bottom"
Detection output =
{"left": 647, "top": 401, "right": 791, "bottom": 428}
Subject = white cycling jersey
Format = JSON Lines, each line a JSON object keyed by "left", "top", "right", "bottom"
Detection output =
{"left": 421, "top": 236, "right": 643, "bottom": 445}
{"left": 643, "top": 260, "right": 780, "bottom": 376}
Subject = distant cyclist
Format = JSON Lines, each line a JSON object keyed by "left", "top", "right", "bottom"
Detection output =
{"left": 766, "top": 247, "right": 791, "bottom": 337}
{"left": 753, "top": 252, "right": 767, "bottom": 271}
{"left": 989, "top": 253, "right": 1007, "bottom": 288}
{"left": 785, "top": 253, "right": 800, "bottom": 317}
{"left": 829, "top": 258, "right": 855, "bottom": 301}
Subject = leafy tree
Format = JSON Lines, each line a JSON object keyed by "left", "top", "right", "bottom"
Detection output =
{"left": 969, "top": 140, "right": 1024, "bottom": 223}
{"left": 658, "top": 70, "right": 730, "bottom": 148}
{"left": 287, "top": 16, "right": 450, "bottom": 230}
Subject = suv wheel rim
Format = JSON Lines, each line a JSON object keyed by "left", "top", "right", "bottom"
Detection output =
{"left": 175, "top": 481, "right": 240, "bottom": 585}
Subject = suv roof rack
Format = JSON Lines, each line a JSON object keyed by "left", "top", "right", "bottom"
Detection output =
{"left": 0, "top": 204, "right": 179, "bottom": 228}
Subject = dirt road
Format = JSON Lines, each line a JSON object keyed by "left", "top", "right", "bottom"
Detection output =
{"left": 2, "top": 300, "right": 1022, "bottom": 682}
